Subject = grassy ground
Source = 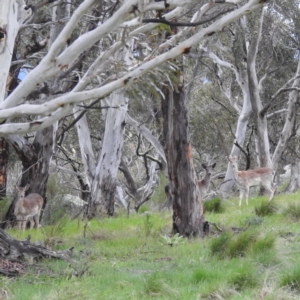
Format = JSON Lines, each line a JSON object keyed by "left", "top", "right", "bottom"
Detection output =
{"left": 2, "top": 192, "right": 300, "bottom": 300}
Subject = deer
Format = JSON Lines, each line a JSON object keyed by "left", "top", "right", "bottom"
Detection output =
{"left": 227, "top": 155, "right": 275, "bottom": 207}
{"left": 197, "top": 163, "right": 216, "bottom": 199}
{"left": 14, "top": 184, "right": 44, "bottom": 231}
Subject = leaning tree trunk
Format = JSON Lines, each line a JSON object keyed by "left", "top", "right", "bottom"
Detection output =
{"left": 161, "top": 85, "right": 204, "bottom": 237}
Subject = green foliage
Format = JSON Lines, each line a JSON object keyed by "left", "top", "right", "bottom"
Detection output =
{"left": 5, "top": 191, "right": 300, "bottom": 300}
{"left": 143, "top": 213, "right": 154, "bottom": 237}
{"left": 282, "top": 202, "right": 300, "bottom": 221}
{"left": 210, "top": 230, "right": 258, "bottom": 258}
{"left": 47, "top": 173, "right": 65, "bottom": 200}
{"left": 151, "top": 173, "right": 168, "bottom": 205}
{"left": 139, "top": 204, "right": 150, "bottom": 214}
{"left": 203, "top": 197, "right": 225, "bottom": 213}
{"left": 280, "top": 265, "right": 300, "bottom": 292}
{"left": 143, "top": 273, "right": 179, "bottom": 298}
{"left": 242, "top": 215, "right": 264, "bottom": 227}
{"left": 229, "top": 261, "right": 259, "bottom": 291}
{"left": 159, "top": 233, "right": 185, "bottom": 247}
{"left": 255, "top": 200, "right": 278, "bottom": 216}
{"left": 0, "top": 197, "right": 12, "bottom": 221}
{"left": 192, "top": 267, "right": 215, "bottom": 283}
{"left": 209, "top": 231, "right": 232, "bottom": 258}
{"left": 40, "top": 215, "right": 69, "bottom": 248}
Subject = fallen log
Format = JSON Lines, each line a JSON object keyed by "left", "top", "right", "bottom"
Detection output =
{"left": 0, "top": 229, "right": 74, "bottom": 263}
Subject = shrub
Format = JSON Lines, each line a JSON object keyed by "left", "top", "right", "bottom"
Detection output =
{"left": 227, "top": 230, "right": 258, "bottom": 258}
{"left": 280, "top": 265, "right": 300, "bottom": 292}
{"left": 242, "top": 215, "right": 264, "bottom": 227}
{"left": 209, "top": 231, "right": 232, "bottom": 258}
{"left": 282, "top": 203, "right": 300, "bottom": 221}
{"left": 210, "top": 230, "right": 259, "bottom": 259}
{"left": 203, "top": 197, "right": 225, "bottom": 213}
{"left": 255, "top": 200, "right": 278, "bottom": 216}
{"left": 192, "top": 267, "right": 216, "bottom": 284}
{"left": 229, "top": 261, "right": 259, "bottom": 291}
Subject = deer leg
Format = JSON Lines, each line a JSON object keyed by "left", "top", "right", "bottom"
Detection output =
{"left": 239, "top": 189, "right": 244, "bottom": 207}
{"left": 29, "top": 217, "right": 35, "bottom": 229}
{"left": 263, "top": 184, "right": 274, "bottom": 202}
{"left": 33, "top": 214, "right": 40, "bottom": 229}
{"left": 22, "top": 220, "right": 26, "bottom": 231}
{"left": 245, "top": 187, "right": 250, "bottom": 205}
{"left": 17, "top": 220, "right": 22, "bottom": 231}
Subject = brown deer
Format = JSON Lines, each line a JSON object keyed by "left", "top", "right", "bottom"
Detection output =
{"left": 14, "top": 184, "right": 44, "bottom": 231}
{"left": 197, "top": 163, "right": 216, "bottom": 199}
{"left": 227, "top": 155, "right": 275, "bottom": 206}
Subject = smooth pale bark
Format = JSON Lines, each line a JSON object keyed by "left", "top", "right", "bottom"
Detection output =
{"left": 126, "top": 114, "right": 167, "bottom": 165}
{"left": 0, "top": 0, "right": 270, "bottom": 133}
{"left": 0, "top": 0, "right": 30, "bottom": 102}
{"left": 286, "top": 161, "right": 300, "bottom": 193}
{"left": 88, "top": 92, "right": 128, "bottom": 216}
{"left": 247, "top": 9, "right": 272, "bottom": 168}
{"left": 162, "top": 86, "right": 203, "bottom": 237}
{"left": 272, "top": 55, "right": 300, "bottom": 172}
{"left": 203, "top": 48, "right": 253, "bottom": 192}
{"left": 73, "top": 108, "right": 96, "bottom": 189}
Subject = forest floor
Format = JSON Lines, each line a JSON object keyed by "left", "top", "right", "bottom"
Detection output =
{"left": 2, "top": 191, "right": 300, "bottom": 300}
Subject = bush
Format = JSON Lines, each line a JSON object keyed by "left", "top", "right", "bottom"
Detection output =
{"left": 210, "top": 230, "right": 259, "bottom": 259}
{"left": 280, "top": 265, "right": 300, "bottom": 292}
{"left": 227, "top": 230, "right": 258, "bottom": 258}
{"left": 282, "top": 203, "right": 300, "bottom": 221}
{"left": 255, "top": 200, "right": 278, "bottom": 216}
{"left": 229, "top": 261, "right": 259, "bottom": 291}
{"left": 209, "top": 231, "right": 232, "bottom": 258}
{"left": 203, "top": 197, "right": 225, "bottom": 213}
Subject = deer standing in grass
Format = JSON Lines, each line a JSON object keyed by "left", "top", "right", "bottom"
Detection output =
{"left": 227, "top": 155, "right": 275, "bottom": 206}
{"left": 197, "top": 163, "right": 216, "bottom": 199}
{"left": 14, "top": 184, "right": 44, "bottom": 231}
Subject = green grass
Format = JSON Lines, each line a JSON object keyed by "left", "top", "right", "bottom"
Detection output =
{"left": 3, "top": 192, "right": 300, "bottom": 299}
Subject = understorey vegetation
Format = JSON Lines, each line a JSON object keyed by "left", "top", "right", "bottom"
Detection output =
{"left": 1, "top": 191, "right": 300, "bottom": 299}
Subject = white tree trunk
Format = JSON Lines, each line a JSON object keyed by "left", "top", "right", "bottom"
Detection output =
{"left": 88, "top": 92, "right": 128, "bottom": 216}
{"left": 0, "top": 0, "right": 30, "bottom": 102}
{"left": 272, "top": 55, "right": 300, "bottom": 172}
{"left": 247, "top": 9, "right": 272, "bottom": 168}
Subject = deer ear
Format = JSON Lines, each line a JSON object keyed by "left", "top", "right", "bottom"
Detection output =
{"left": 25, "top": 184, "right": 30, "bottom": 191}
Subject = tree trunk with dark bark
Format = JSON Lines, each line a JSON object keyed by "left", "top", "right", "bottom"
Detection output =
{"left": 2, "top": 127, "right": 56, "bottom": 229}
{"left": 0, "top": 138, "right": 8, "bottom": 199}
{"left": 161, "top": 86, "right": 204, "bottom": 237}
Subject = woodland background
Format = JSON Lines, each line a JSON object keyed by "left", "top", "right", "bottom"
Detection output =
{"left": 1, "top": 0, "right": 300, "bottom": 237}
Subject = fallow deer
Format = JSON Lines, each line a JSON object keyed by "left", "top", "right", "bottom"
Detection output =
{"left": 197, "top": 163, "right": 216, "bottom": 199}
{"left": 227, "top": 155, "right": 275, "bottom": 206}
{"left": 14, "top": 184, "right": 44, "bottom": 231}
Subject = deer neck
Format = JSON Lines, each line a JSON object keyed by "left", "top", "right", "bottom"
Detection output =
{"left": 231, "top": 164, "right": 240, "bottom": 181}
{"left": 203, "top": 173, "right": 211, "bottom": 186}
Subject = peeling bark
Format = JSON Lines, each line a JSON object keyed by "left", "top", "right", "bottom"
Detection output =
{"left": 162, "top": 86, "right": 204, "bottom": 237}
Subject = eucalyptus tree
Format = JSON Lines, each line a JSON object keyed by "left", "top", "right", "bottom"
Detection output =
{"left": 192, "top": 1, "right": 300, "bottom": 194}
{"left": 1, "top": 0, "right": 270, "bottom": 235}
